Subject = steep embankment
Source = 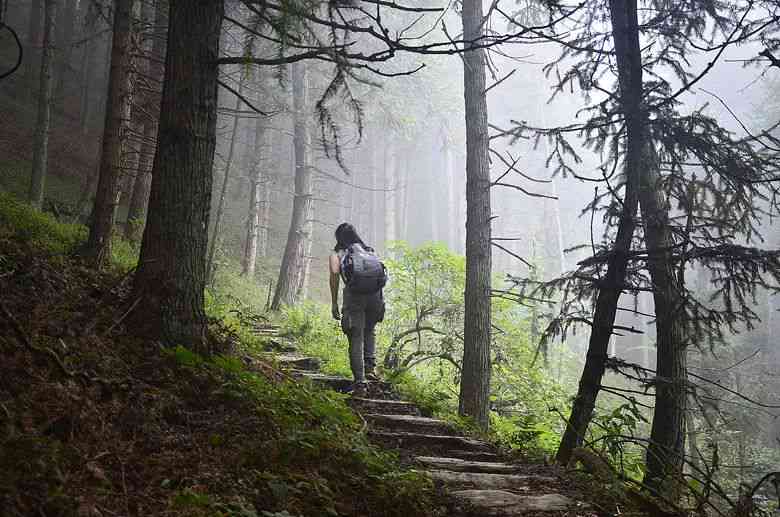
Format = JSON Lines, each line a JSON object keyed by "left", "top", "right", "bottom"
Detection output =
{"left": 0, "top": 196, "right": 439, "bottom": 517}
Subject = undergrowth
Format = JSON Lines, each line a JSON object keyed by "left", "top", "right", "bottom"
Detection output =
{"left": 0, "top": 193, "right": 442, "bottom": 517}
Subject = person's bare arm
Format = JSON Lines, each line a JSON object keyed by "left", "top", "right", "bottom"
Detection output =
{"left": 329, "top": 254, "right": 341, "bottom": 319}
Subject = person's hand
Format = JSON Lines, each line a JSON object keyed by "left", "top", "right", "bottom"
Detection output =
{"left": 331, "top": 304, "right": 341, "bottom": 321}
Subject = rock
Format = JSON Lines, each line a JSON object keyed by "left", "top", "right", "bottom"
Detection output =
{"left": 425, "top": 469, "right": 558, "bottom": 491}
{"left": 369, "top": 432, "right": 493, "bottom": 455}
{"left": 348, "top": 397, "right": 421, "bottom": 416}
{"left": 426, "top": 470, "right": 541, "bottom": 490}
{"left": 446, "top": 450, "right": 503, "bottom": 462}
{"left": 294, "top": 372, "right": 354, "bottom": 392}
{"left": 276, "top": 355, "right": 321, "bottom": 372}
{"left": 365, "top": 414, "right": 455, "bottom": 435}
{"left": 262, "top": 338, "right": 297, "bottom": 353}
{"left": 415, "top": 456, "right": 523, "bottom": 474}
{"left": 451, "top": 490, "right": 579, "bottom": 515}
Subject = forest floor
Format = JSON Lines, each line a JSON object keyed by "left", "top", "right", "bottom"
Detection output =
{"left": 0, "top": 197, "right": 439, "bottom": 516}
{"left": 0, "top": 194, "right": 631, "bottom": 516}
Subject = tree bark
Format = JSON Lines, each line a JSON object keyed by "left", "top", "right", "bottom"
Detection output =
{"left": 206, "top": 68, "right": 247, "bottom": 282}
{"left": 78, "top": 0, "right": 98, "bottom": 133}
{"left": 271, "top": 62, "right": 312, "bottom": 310}
{"left": 82, "top": 0, "right": 136, "bottom": 267}
{"left": 25, "top": 0, "right": 44, "bottom": 98}
{"left": 241, "top": 119, "right": 267, "bottom": 277}
{"left": 641, "top": 149, "right": 687, "bottom": 494}
{"left": 458, "top": 0, "right": 492, "bottom": 431}
{"left": 554, "top": 0, "right": 644, "bottom": 465}
{"left": 130, "top": 0, "right": 223, "bottom": 352}
{"left": 384, "top": 139, "right": 396, "bottom": 244}
{"left": 29, "top": 0, "right": 57, "bottom": 210}
{"left": 54, "top": 0, "right": 76, "bottom": 100}
{"left": 124, "top": 0, "right": 167, "bottom": 242}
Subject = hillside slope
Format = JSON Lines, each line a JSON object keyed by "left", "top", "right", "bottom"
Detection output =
{"left": 0, "top": 195, "right": 439, "bottom": 517}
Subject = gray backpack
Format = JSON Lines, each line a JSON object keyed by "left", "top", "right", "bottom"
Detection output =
{"left": 340, "top": 243, "right": 388, "bottom": 294}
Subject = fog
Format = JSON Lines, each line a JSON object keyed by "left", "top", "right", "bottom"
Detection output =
{"left": 2, "top": 0, "right": 779, "bottom": 500}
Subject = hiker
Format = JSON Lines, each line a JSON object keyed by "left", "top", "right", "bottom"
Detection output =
{"left": 329, "top": 223, "right": 387, "bottom": 394}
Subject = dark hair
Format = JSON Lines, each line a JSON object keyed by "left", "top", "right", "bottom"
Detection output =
{"left": 334, "top": 222, "right": 368, "bottom": 251}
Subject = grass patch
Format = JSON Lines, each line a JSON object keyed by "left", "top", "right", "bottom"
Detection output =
{"left": 281, "top": 302, "right": 352, "bottom": 377}
{"left": 0, "top": 190, "right": 86, "bottom": 254}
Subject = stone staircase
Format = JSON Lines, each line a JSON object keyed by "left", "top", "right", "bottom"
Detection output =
{"left": 257, "top": 329, "right": 589, "bottom": 517}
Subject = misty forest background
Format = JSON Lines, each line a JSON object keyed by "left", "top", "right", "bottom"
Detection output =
{"left": 2, "top": 0, "right": 780, "bottom": 514}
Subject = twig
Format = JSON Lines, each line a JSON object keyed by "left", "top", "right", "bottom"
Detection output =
{"left": 104, "top": 297, "right": 143, "bottom": 336}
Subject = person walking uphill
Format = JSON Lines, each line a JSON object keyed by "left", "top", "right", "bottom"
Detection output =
{"left": 329, "top": 223, "right": 388, "bottom": 396}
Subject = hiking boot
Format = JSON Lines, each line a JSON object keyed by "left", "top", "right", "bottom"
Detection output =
{"left": 350, "top": 381, "right": 369, "bottom": 398}
{"left": 365, "top": 370, "right": 380, "bottom": 382}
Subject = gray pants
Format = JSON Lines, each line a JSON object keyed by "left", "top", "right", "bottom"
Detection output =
{"left": 341, "top": 288, "right": 385, "bottom": 382}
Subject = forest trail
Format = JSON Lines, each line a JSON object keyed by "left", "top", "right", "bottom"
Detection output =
{"left": 256, "top": 326, "right": 590, "bottom": 517}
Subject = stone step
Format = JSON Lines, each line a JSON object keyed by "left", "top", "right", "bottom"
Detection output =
{"left": 447, "top": 451, "right": 503, "bottom": 462}
{"left": 348, "top": 397, "right": 421, "bottom": 416}
{"left": 262, "top": 338, "right": 298, "bottom": 354}
{"left": 276, "top": 355, "right": 321, "bottom": 372}
{"left": 426, "top": 470, "right": 556, "bottom": 491}
{"left": 294, "top": 372, "right": 354, "bottom": 392}
{"left": 450, "top": 490, "right": 580, "bottom": 516}
{"left": 415, "top": 456, "right": 523, "bottom": 474}
{"left": 369, "top": 432, "right": 493, "bottom": 455}
{"left": 364, "top": 414, "right": 455, "bottom": 435}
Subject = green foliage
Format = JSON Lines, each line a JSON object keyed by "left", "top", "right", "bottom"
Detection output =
{"left": 588, "top": 403, "right": 647, "bottom": 480}
{"left": 0, "top": 191, "right": 86, "bottom": 254}
{"left": 282, "top": 301, "right": 350, "bottom": 377}
{"left": 387, "top": 370, "right": 455, "bottom": 417}
{"left": 381, "top": 242, "right": 465, "bottom": 373}
{"left": 110, "top": 233, "right": 140, "bottom": 272}
{"left": 163, "top": 345, "right": 437, "bottom": 517}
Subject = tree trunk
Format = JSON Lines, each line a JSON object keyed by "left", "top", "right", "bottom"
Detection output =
{"left": 271, "top": 62, "right": 311, "bottom": 310}
{"left": 206, "top": 68, "right": 247, "bottom": 281}
{"left": 82, "top": 0, "right": 135, "bottom": 267}
{"left": 124, "top": 121, "right": 154, "bottom": 241}
{"left": 124, "top": 0, "right": 167, "bottom": 242}
{"left": 641, "top": 150, "right": 687, "bottom": 494}
{"left": 241, "top": 116, "right": 268, "bottom": 277}
{"left": 28, "top": 0, "right": 57, "bottom": 210}
{"left": 384, "top": 139, "right": 396, "bottom": 244}
{"left": 54, "top": 0, "right": 76, "bottom": 101}
{"left": 130, "top": 0, "right": 223, "bottom": 352}
{"left": 458, "top": 0, "right": 492, "bottom": 431}
{"left": 554, "top": 0, "right": 645, "bottom": 465}
{"left": 25, "top": 0, "right": 44, "bottom": 98}
{"left": 78, "top": 0, "right": 98, "bottom": 133}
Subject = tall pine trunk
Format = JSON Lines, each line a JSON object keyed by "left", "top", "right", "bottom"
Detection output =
{"left": 554, "top": 0, "right": 645, "bottom": 465}
{"left": 28, "top": 0, "right": 57, "bottom": 209}
{"left": 271, "top": 62, "right": 311, "bottom": 310}
{"left": 242, "top": 118, "right": 269, "bottom": 277}
{"left": 131, "top": 0, "right": 223, "bottom": 351}
{"left": 641, "top": 151, "right": 687, "bottom": 494}
{"left": 78, "top": 0, "right": 97, "bottom": 133}
{"left": 458, "top": 0, "right": 492, "bottom": 430}
{"left": 206, "top": 68, "right": 247, "bottom": 281}
{"left": 54, "top": 0, "right": 76, "bottom": 100}
{"left": 82, "top": 0, "right": 135, "bottom": 267}
{"left": 384, "top": 140, "right": 396, "bottom": 244}
{"left": 125, "top": 0, "right": 167, "bottom": 242}
{"left": 25, "top": 0, "right": 43, "bottom": 99}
